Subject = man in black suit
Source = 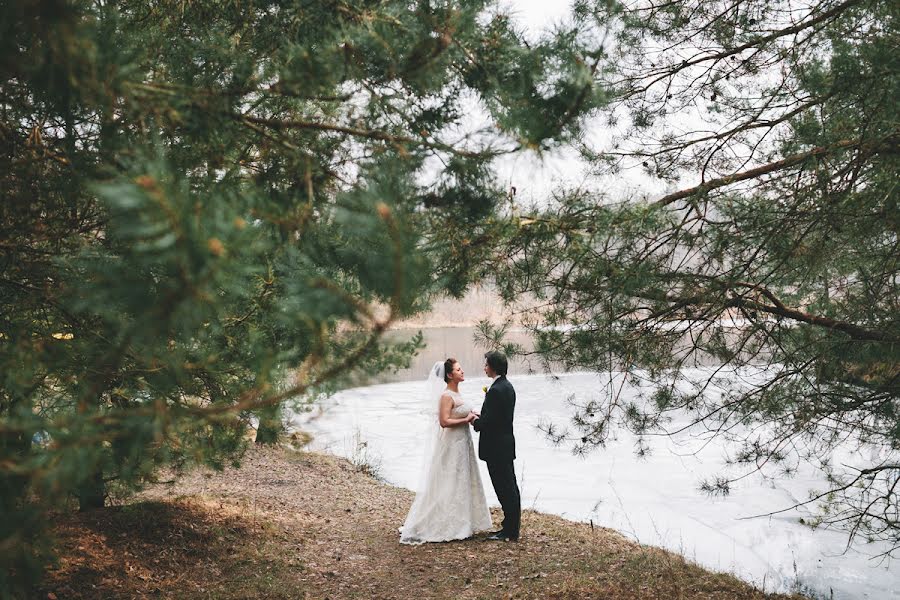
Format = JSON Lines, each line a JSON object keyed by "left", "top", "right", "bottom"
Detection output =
{"left": 472, "top": 351, "right": 520, "bottom": 541}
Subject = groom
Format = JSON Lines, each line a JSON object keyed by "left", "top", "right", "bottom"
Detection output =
{"left": 472, "top": 351, "right": 520, "bottom": 542}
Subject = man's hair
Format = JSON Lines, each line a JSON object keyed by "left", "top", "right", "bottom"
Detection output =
{"left": 484, "top": 351, "right": 508, "bottom": 376}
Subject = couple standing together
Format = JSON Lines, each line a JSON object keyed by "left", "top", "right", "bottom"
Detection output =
{"left": 399, "top": 351, "right": 520, "bottom": 544}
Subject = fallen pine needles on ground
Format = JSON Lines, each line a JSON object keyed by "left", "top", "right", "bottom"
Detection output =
{"left": 40, "top": 446, "right": 810, "bottom": 600}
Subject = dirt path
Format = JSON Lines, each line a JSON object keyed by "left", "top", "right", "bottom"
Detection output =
{"left": 43, "top": 446, "right": 807, "bottom": 599}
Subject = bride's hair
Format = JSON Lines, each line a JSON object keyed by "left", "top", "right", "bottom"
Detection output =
{"left": 443, "top": 357, "right": 457, "bottom": 383}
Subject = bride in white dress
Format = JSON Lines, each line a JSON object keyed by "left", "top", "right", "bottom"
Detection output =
{"left": 399, "top": 358, "right": 493, "bottom": 544}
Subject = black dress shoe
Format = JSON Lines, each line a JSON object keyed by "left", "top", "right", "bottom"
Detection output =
{"left": 486, "top": 532, "right": 518, "bottom": 542}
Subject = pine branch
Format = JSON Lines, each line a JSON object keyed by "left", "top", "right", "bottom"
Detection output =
{"left": 618, "top": 92, "right": 836, "bottom": 160}
{"left": 655, "top": 132, "right": 899, "bottom": 206}
{"left": 624, "top": 0, "right": 867, "bottom": 95}
{"left": 726, "top": 296, "right": 895, "bottom": 343}
{"left": 235, "top": 113, "right": 494, "bottom": 158}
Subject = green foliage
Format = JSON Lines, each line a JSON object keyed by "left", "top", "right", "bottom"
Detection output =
{"left": 0, "top": 0, "right": 610, "bottom": 594}
{"left": 490, "top": 0, "right": 900, "bottom": 554}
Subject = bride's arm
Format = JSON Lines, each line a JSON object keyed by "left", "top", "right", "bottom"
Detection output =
{"left": 438, "top": 394, "right": 475, "bottom": 428}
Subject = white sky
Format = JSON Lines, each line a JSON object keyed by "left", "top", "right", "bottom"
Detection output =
{"left": 490, "top": 1, "right": 669, "bottom": 206}
{"left": 501, "top": 0, "right": 576, "bottom": 37}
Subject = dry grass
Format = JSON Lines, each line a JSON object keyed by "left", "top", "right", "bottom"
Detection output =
{"left": 39, "top": 446, "right": 810, "bottom": 599}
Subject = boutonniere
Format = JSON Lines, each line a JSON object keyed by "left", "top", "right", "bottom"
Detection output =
{"left": 482, "top": 386, "right": 488, "bottom": 398}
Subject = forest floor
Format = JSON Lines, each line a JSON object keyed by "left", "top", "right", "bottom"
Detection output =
{"left": 40, "top": 445, "right": 810, "bottom": 600}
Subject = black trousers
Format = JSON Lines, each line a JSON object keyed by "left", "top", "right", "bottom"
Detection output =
{"left": 487, "top": 460, "right": 521, "bottom": 538}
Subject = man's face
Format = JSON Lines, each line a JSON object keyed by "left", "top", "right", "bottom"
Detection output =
{"left": 484, "top": 361, "right": 495, "bottom": 378}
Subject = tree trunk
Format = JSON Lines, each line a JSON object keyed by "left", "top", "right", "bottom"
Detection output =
{"left": 255, "top": 405, "right": 282, "bottom": 445}
{"left": 77, "top": 468, "right": 105, "bottom": 511}
{"left": 0, "top": 425, "right": 31, "bottom": 513}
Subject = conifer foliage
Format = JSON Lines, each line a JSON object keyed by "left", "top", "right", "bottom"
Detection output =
{"left": 0, "top": 0, "right": 607, "bottom": 592}
{"left": 488, "top": 0, "right": 900, "bottom": 555}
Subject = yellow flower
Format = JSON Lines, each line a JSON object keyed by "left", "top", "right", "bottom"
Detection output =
{"left": 482, "top": 386, "right": 488, "bottom": 393}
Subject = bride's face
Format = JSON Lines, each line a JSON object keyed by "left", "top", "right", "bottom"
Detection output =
{"left": 448, "top": 362, "right": 465, "bottom": 383}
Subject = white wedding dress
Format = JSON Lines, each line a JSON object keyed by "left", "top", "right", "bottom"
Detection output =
{"left": 399, "top": 389, "right": 492, "bottom": 544}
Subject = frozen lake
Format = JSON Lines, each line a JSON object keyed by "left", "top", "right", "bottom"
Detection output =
{"left": 291, "top": 370, "right": 899, "bottom": 599}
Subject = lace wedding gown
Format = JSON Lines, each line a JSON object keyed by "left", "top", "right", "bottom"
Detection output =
{"left": 399, "top": 390, "right": 492, "bottom": 544}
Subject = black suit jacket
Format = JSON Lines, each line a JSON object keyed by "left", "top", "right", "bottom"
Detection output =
{"left": 473, "top": 375, "right": 516, "bottom": 463}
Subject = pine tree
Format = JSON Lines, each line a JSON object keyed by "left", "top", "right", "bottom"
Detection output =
{"left": 0, "top": 0, "right": 608, "bottom": 593}
{"left": 486, "top": 0, "right": 900, "bottom": 555}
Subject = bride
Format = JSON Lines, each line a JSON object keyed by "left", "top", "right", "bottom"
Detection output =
{"left": 399, "top": 358, "right": 493, "bottom": 544}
